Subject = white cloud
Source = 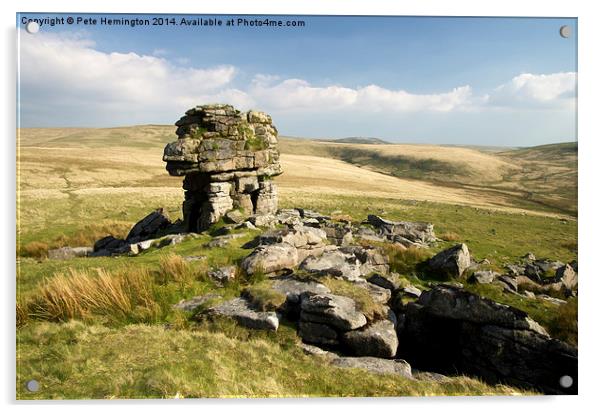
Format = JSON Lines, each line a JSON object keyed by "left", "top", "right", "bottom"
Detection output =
{"left": 17, "top": 30, "right": 576, "bottom": 130}
{"left": 487, "top": 72, "right": 577, "bottom": 108}
{"left": 18, "top": 30, "right": 252, "bottom": 125}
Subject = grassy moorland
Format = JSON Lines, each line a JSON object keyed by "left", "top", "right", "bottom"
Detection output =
{"left": 16, "top": 126, "right": 576, "bottom": 398}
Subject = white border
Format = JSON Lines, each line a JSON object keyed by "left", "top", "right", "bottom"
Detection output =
{"left": 3, "top": 1, "right": 601, "bottom": 412}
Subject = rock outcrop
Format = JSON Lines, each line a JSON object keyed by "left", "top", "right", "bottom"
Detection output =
{"left": 163, "top": 104, "right": 282, "bottom": 231}
{"left": 426, "top": 243, "right": 471, "bottom": 279}
{"left": 397, "top": 285, "right": 577, "bottom": 394}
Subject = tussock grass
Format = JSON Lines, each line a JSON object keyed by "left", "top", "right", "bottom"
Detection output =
{"left": 385, "top": 245, "right": 433, "bottom": 276}
{"left": 242, "top": 281, "right": 287, "bottom": 311}
{"left": 439, "top": 232, "right": 461, "bottom": 242}
{"left": 548, "top": 297, "right": 578, "bottom": 346}
{"left": 21, "top": 241, "right": 49, "bottom": 259}
{"left": 26, "top": 267, "right": 161, "bottom": 324}
{"left": 52, "top": 221, "right": 132, "bottom": 248}
{"left": 157, "top": 253, "right": 196, "bottom": 285}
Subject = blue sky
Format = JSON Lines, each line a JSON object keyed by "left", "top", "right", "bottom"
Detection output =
{"left": 17, "top": 14, "right": 577, "bottom": 146}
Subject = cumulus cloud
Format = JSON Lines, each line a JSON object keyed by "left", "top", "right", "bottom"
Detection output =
{"left": 249, "top": 75, "right": 477, "bottom": 113}
{"left": 17, "top": 30, "right": 577, "bottom": 129}
{"left": 18, "top": 30, "right": 252, "bottom": 125}
{"left": 487, "top": 72, "right": 577, "bottom": 109}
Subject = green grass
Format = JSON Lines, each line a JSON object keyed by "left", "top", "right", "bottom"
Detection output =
{"left": 279, "top": 193, "right": 577, "bottom": 266}
{"left": 16, "top": 321, "right": 533, "bottom": 399}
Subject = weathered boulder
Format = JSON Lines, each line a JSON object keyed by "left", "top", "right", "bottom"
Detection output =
{"left": 367, "top": 273, "right": 402, "bottom": 291}
{"left": 241, "top": 242, "right": 299, "bottom": 275}
{"left": 339, "top": 245, "right": 389, "bottom": 275}
{"left": 343, "top": 320, "right": 398, "bottom": 358}
{"left": 366, "top": 215, "right": 436, "bottom": 246}
{"left": 555, "top": 264, "right": 577, "bottom": 290}
{"left": 300, "top": 293, "right": 367, "bottom": 331}
{"left": 173, "top": 293, "right": 221, "bottom": 312}
{"left": 397, "top": 285, "right": 577, "bottom": 394}
{"left": 417, "top": 285, "right": 547, "bottom": 334}
{"left": 332, "top": 357, "right": 412, "bottom": 379}
{"left": 208, "top": 266, "right": 237, "bottom": 284}
{"left": 299, "top": 249, "right": 362, "bottom": 281}
{"left": 298, "top": 321, "right": 339, "bottom": 346}
{"left": 497, "top": 275, "right": 518, "bottom": 292}
{"left": 468, "top": 270, "right": 498, "bottom": 284}
{"left": 125, "top": 208, "right": 172, "bottom": 242}
{"left": 48, "top": 246, "right": 92, "bottom": 260}
{"left": 426, "top": 243, "right": 471, "bottom": 279}
{"left": 198, "top": 297, "right": 279, "bottom": 331}
{"left": 270, "top": 277, "right": 330, "bottom": 306}
{"left": 356, "top": 281, "right": 391, "bottom": 304}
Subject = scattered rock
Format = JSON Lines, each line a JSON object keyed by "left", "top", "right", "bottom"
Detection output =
{"left": 270, "top": 276, "right": 330, "bottom": 313}
{"left": 555, "top": 264, "right": 577, "bottom": 290}
{"left": 469, "top": 270, "right": 498, "bottom": 284}
{"left": 241, "top": 242, "right": 299, "bottom": 275}
{"left": 343, "top": 320, "right": 398, "bottom": 358}
{"left": 332, "top": 357, "right": 412, "bottom": 379}
{"left": 401, "top": 285, "right": 422, "bottom": 299}
{"left": 367, "top": 273, "right": 402, "bottom": 291}
{"left": 426, "top": 244, "right": 471, "bottom": 279}
{"left": 299, "top": 343, "right": 338, "bottom": 359}
{"left": 340, "top": 245, "right": 389, "bottom": 275}
{"left": 173, "top": 293, "right": 221, "bottom": 312}
{"left": 497, "top": 275, "right": 518, "bottom": 292}
{"left": 298, "top": 321, "right": 339, "bottom": 346}
{"left": 300, "top": 293, "right": 367, "bottom": 331}
{"left": 299, "top": 249, "right": 362, "bottom": 281}
{"left": 357, "top": 281, "right": 391, "bottom": 304}
{"left": 208, "top": 266, "right": 237, "bottom": 284}
{"left": 48, "top": 246, "right": 92, "bottom": 260}
{"left": 366, "top": 215, "right": 436, "bottom": 246}
{"left": 224, "top": 209, "right": 246, "bottom": 224}
{"left": 199, "top": 297, "right": 279, "bottom": 331}
{"left": 125, "top": 208, "right": 171, "bottom": 242}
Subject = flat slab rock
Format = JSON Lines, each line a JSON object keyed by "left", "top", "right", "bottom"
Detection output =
{"left": 201, "top": 297, "right": 279, "bottom": 331}
{"left": 343, "top": 319, "right": 399, "bottom": 358}
{"left": 300, "top": 293, "right": 367, "bottom": 331}
{"left": 270, "top": 276, "right": 330, "bottom": 305}
{"left": 299, "top": 249, "right": 362, "bottom": 282}
{"left": 240, "top": 242, "right": 299, "bottom": 275}
{"left": 418, "top": 285, "right": 548, "bottom": 335}
{"left": 332, "top": 357, "right": 413, "bottom": 379}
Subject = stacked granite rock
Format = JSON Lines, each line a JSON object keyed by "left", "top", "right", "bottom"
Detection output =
{"left": 163, "top": 104, "right": 283, "bottom": 232}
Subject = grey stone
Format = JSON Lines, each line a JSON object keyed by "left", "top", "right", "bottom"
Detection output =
{"left": 298, "top": 321, "right": 339, "bottom": 346}
{"left": 366, "top": 215, "right": 436, "bottom": 245}
{"left": 332, "top": 357, "right": 412, "bottom": 379}
{"left": 200, "top": 297, "right": 279, "bottom": 331}
{"left": 367, "top": 273, "right": 402, "bottom": 291}
{"left": 343, "top": 320, "right": 399, "bottom": 358}
{"left": 48, "top": 246, "right": 92, "bottom": 260}
{"left": 208, "top": 266, "right": 237, "bottom": 284}
{"left": 224, "top": 209, "right": 245, "bottom": 224}
{"left": 300, "top": 293, "right": 367, "bottom": 331}
{"left": 555, "top": 264, "right": 577, "bottom": 290}
{"left": 417, "top": 285, "right": 548, "bottom": 335}
{"left": 173, "top": 293, "right": 221, "bottom": 312}
{"left": 270, "top": 276, "right": 330, "bottom": 307}
{"left": 469, "top": 270, "right": 498, "bottom": 284}
{"left": 426, "top": 243, "right": 471, "bottom": 279}
{"left": 241, "top": 242, "right": 299, "bottom": 275}
{"left": 299, "top": 249, "right": 362, "bottom": 281}
{"left": 126, "top": 208, "right": 171, "bottom": 242}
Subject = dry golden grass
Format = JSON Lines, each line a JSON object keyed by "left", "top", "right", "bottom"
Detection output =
{"left": 439, "top": 232, "right": 461, "bottom": 242}
{"left": 157, "top": 253, "right": 196, "bottom": 285}
{"left": 21, "top": 241, "right": 49, "bottom": 259}
{"left": 26, "top": 267, "right": 160, "bottom": 323}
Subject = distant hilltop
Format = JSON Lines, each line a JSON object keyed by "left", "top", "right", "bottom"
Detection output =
{"left": 320, "top": 137, "right": 391, "bottom": 145}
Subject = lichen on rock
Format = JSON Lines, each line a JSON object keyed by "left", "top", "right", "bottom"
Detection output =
{"left": 163, "top": 104, "right": 283, "bottom": 231}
